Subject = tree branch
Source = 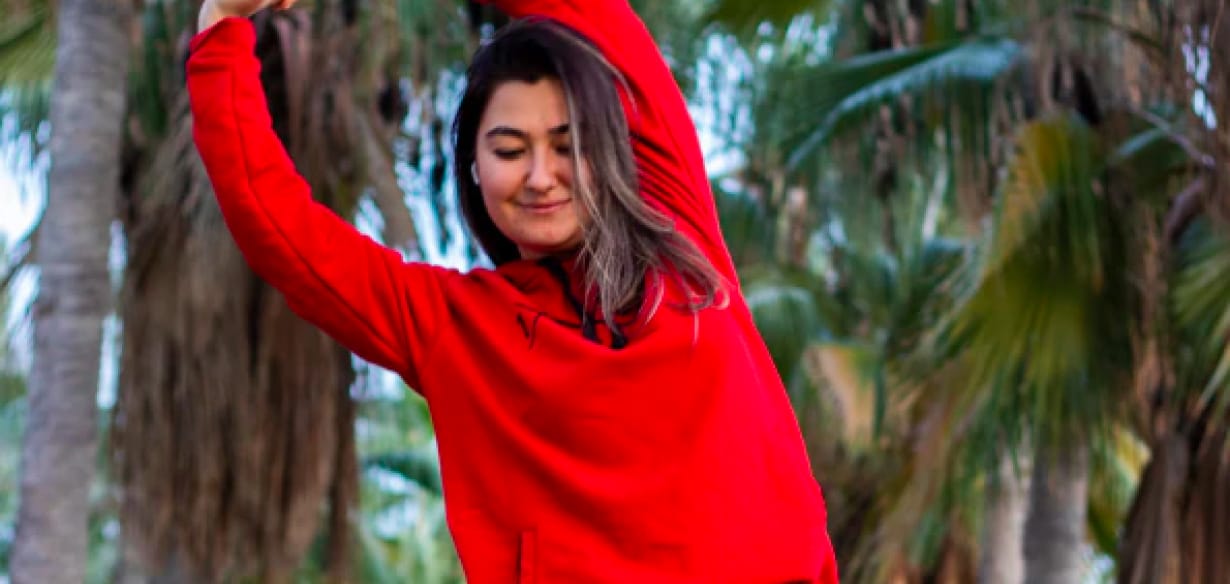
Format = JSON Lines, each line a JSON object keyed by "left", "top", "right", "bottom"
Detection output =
{"left": 353, "top": 107, "right": 421, "bottom": 258}
{"left": 1164, "top": 176, "right": 1207, "bottom": 242}
{"left": 1133, "top": 107, "right": 1217, "bottom": 170}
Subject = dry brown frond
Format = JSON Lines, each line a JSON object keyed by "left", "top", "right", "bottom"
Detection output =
{"left": 112, "top": 91, "right": 356, "bottom": 581}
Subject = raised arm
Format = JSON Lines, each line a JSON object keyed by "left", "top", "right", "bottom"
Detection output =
{"left": 484, "top": 0, "right": 736, "bottom": 279}
{"left": 188, "top": 17, "right": 450, "bottom": 388}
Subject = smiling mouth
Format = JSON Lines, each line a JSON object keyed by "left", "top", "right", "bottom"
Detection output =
{"left": 519, "top": 200, "right": 572, "bottom": 213}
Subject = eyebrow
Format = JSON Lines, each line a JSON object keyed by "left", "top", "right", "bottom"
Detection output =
{"left": 485, "top": 123, "right": 571, "bottom": 139}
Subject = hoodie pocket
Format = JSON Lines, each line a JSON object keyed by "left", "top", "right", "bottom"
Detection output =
{"left": 518, "top": 529, "right": 537, "bottom": 584}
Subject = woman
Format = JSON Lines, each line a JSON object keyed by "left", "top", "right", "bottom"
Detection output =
{"left": 189, "top": 0, "right": 838, "bottom": 582}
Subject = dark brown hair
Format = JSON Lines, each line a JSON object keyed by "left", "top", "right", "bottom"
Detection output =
{"left": 453, "top": 18, "right": 726, "bottom": 331}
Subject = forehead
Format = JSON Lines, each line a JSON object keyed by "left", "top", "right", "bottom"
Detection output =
{"left": 479, "top": 79, "right": 570, "bottom": 134}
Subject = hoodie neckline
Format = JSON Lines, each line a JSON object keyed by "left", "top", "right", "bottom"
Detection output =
{"left": 496, "top": 254, "right": 633, "bottom": 349}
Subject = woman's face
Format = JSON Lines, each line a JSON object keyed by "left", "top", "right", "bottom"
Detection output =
{"left": 474, "top": 78, "right": 587, "bottom": 261}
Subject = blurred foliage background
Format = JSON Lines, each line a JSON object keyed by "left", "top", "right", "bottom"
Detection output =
{"left": 2, "top": 0, "right": 1229, "bottom": 582}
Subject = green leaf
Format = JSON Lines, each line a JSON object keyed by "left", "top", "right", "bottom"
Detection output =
{"left": 785, "top": 37, "right": 1021, "bottom": 169}
{"left": 714, "top": 185, "right": 776, "bottom": 266}
{"left": 987, "top": 116, "right": 1106, "bottom": 283}
{"left": 1172, "top": 220, "right": 1230, "bottom": 416}
{"left": 0, "top": 4, "right": 54, "bottom": 87}
{"left": 0, "top": 1, "right": 53, "bottom": 152}
{"left": 743, "top": 271, "right": 824, "bottom": 384}
{"left": 702, "top": 0, "right": 829, "bottom": 34}
{"left": 950, "top": 115, "right": 1129, "bottom": 447}
{"left": 1086, "top": 424, "right": 1147, "bottom": 557}
{"left": 364, "top": 448, "right": 443, "bottom": 496}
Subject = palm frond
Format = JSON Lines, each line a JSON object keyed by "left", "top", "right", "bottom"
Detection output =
{"left": 1172, "top": 220, "right": 1230, "bottom": 419}
{"left": 0, "top": 89, "right": 49, "bottom": 178}
{"left": 0, "top": 0, "right": 54, "bottom": 151}
{"left": 1109, "top": 126, "right": 1193, "bottom": 204}
{"left": 349, "top": 475, "right": 461, "bottom": 584}
{"left": 0, "top": 3, "right": 53, "bottom": 87}
{"left": 949, "top": 115, "right": 1131, "bottom": 447}
{"left": 1086, "top": 423, "right": 1147, "bottom": 557}
{"left": 702, "top": 0, "right": 830, "bottom": 35}
{"left": 128, "top": 0, "right": 197, "bottom": 143}
{"left": 742, "top": 269, "right": 825, "bottom": 384}
{"left": 363, "top": 448, "right": 442, "bottom": 497}
{"left": 786, "top": 37, "right": 1022, "bottom": 170}
{"left": 987, "top": 115, "right": 1105, "bottom": 278}
{"left": 0, "top": 1, "right": 53, "bottom": 156}
{"left": 715, "top": 184, "right": 776, "bottom": 266}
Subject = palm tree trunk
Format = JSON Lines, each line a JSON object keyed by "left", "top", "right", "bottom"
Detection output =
{"left": 1023, "top": 442, "right": 1090, "bottom": 584}
{"left": 10, "top": 0, "right": 131, "bottom": 582}
{"left": 978, "top": 452, "right": 1031, "bottom": 584}
{"left": 1117, "top": 432, "right": 1186, "bottom": 584}
{"left": 111, "top": 13, "right": 360, "bottom": 581}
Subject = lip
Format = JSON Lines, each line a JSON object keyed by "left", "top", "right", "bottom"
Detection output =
{"left": 518, "top": 199, "right": 572, "bottom": 214}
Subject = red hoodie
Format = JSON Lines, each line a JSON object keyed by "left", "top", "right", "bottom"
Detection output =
{"left": 187, "top": 2, "right": 837, "bottom": 582}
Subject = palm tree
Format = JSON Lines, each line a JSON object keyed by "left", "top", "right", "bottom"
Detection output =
{"left": 1119, "top": 218, "right": 1230, "bottom": 584}
{"left": 6, "top": 0, "right": 131, "bottom": 582}
{"left": 706, "top": 1, "right": 1024, "bottom": 580}
{"left": 956, "top": 114, "right": 1131, "bottom": 584}
{"left": 109, "top": 1, "right": 723, "bottom": 578}
{"left": 1, "top": 0, "right": 716, "bottom": 580}
{"left": 10, "top": 0, "right": 1227, "bottom": 581}
{"left": 707, "top": 1, "right": 1230, "bottom": 583}
{"left": 107, "top": 0, "right": 469, "bottom": 579}
{"left": 0, "top": 0, "right": 457, "bottom": 579}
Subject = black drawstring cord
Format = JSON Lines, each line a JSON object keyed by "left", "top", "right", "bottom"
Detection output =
{"left": 538, "top": 257, "right": 626, "bottom": 349}
{"left": 610, "top": 327, "right": 628, "bottom": 350}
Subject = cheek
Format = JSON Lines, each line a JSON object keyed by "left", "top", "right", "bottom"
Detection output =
{"left": 476, "top": 165, "right": 515, "bottom": 209}
{"left": 480, "top": 190, "right": 513, "bottom": 233}
{"left": 477, "top": 157, "right": 522, "bottom": 198}
{"left": 478, "top": 180, "right": 524, "bottom": 240}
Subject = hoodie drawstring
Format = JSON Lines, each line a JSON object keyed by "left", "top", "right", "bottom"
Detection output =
{"left": 538, "top": 257, "right": 627, "bottom": 350}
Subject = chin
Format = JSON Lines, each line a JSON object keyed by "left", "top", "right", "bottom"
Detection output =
{"left": 518, "top": 238, "right": 582, "bottom": 260}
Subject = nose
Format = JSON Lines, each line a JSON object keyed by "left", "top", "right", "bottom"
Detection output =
{"left": 525, "top": 148, "right": 564, "bottom": 194}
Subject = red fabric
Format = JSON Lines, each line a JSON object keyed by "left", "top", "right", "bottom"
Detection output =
{"left": 187, "top": 2, "right": 838, "bottom": 582}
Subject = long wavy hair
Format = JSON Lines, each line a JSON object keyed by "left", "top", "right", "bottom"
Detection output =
{"left": 452, "top": 18, "right": 726, "bottom": 332}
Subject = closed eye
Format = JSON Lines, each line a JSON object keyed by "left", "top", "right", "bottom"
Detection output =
{"left": 495, "top": 149, "right": 525, "bottom": 160}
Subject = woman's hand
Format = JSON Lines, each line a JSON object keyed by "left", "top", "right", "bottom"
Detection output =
{"left": 198, "top": 0, "right": 297, "bottom": 33}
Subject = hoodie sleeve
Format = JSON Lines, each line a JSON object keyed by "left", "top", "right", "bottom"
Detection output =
{"left": 482, "top": 0, "right": 737, "bottom": 280}
{"left": 187, "top": 17, "right": 449, "bottom": 390}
